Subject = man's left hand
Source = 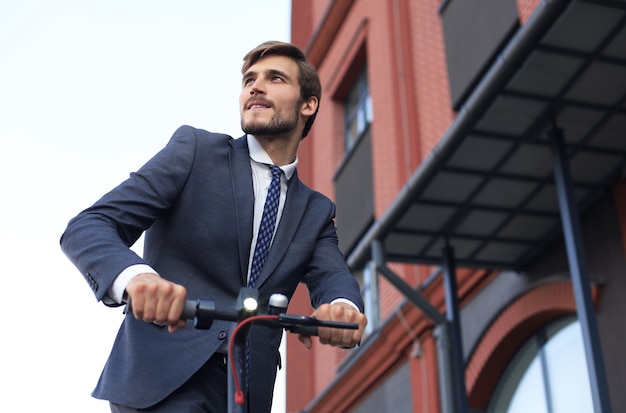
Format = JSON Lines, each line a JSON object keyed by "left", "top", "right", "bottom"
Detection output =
{"left": 298, "top": 302, "right": 367, "bottom": 350}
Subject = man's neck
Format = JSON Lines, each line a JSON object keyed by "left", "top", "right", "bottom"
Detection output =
{"left": 253, "top": 133, "right": 300, "bottom": 166}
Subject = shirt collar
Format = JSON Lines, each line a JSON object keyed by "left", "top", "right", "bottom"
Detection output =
{"left": 247, "top": 134, "right": 297, "bottom": 180}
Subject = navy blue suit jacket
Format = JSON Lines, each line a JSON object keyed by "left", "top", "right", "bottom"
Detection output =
{"left": 60, "top": 125, "right": 364, "bottom": 411}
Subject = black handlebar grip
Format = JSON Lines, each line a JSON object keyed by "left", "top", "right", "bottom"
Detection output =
{"left": 181, "top": 300, "right": 198, "bottom": 320}
{"left": 124, "top": 298, "right": 198, "bottom": 321}
{"left": 292, "top": 325, "right": 319, "bottom": 336}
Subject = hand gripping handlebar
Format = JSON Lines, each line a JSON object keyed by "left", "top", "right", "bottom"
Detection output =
{"left": 124, "top": 289, "right": 359, "bottom": 335}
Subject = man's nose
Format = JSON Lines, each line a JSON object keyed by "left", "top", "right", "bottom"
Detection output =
{"left": 249, "top": 80, "right": 265, "bottom": 95}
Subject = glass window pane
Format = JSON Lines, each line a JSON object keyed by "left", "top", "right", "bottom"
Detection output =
{"left": 507, "top": 357, "right": 549, "bottom": 413}
{"left": 357, "top": 107, "right": 366, "bottom": 136}
{"left": 489, "top": 338, "right": 546, "bottom": 413}
{"left": 488, "top": 318, "right": 593, "bottom": 413}
{"left": 344, "top": 68, "right": 372, "bottom": 152}
{"left": 365, "top": 94, "right": 374, "bottom": 123}
{"left": 544, "top": 322, "right": 594, "bottom": 413}
{"left": 345, "top": 112, "right": 359, "bottom": 148}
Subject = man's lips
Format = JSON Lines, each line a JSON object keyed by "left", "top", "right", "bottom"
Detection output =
{"left": 246, "top": 99, "right": 272, "bottom": 110}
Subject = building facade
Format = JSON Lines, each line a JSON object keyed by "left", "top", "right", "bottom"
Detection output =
{"left": 287, "top": 0, "right": 626, "bottom": 412}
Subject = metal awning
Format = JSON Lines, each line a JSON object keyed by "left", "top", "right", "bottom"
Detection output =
{"left": 347, "top": 0, "right": 626, "bottom": 272}
{"left": 343, "top": 1, "right": 625, "bottom": 412}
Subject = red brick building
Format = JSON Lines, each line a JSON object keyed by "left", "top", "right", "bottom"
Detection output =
{"left": 286, "top": 1, "right": 626, "bottom": 412}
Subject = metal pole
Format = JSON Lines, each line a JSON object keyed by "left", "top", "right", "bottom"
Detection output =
{"left": 434, "top": 324, "right": 456, "bottom": 413}
{"left": 442, "top": 244, "right": 469, "bottom": 413}
{"left": 363, "top": 259, "right": 380, "bottom": 337}
{"left": 371, "top": 240, "right": 461, "bottom": 412}
{"left": 550, "top": 126, "right": 612, "bottom": 413}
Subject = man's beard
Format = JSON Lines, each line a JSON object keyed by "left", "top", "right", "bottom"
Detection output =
{"left": 241, "top": 104, "right": 300, "bottom": 137}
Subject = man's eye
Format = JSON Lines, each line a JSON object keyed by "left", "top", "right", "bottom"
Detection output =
{"left": 244, "top": 78, "right": 254, "bottom": 85}
{"left": 272, "top": 76, "right": 283, "bottom": 82}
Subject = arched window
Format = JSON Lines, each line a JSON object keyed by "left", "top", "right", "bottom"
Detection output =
{"left": 488, "top": 317, "right": 593, "bottom": 413}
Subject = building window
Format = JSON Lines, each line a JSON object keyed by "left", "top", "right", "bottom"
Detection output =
{"left": 439, "top": 0, "right": 519, "bottom": 109}
{"left": 488, "top": 317, "right": 593, "bottom": 413}
{"left": 334, "top": 64, "right": 375, "bottom": 255}
{"left": 344, "top": 68, "right": 372, "bottom": 152}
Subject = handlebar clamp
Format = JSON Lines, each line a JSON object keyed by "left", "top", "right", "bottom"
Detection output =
{"left": 193, "top": 299, "right": 216, "bottom": 330}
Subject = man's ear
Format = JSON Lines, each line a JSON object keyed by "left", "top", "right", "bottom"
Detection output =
{"left": 300, "top": 96, "right": 318, "bottom": 117}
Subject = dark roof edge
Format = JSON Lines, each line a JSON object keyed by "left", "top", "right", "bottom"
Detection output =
{"left": 346, "top": 0, "right": 572, "bottom": 270}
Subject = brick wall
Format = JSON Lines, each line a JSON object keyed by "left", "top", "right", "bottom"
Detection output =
{"left": 289, "top": 0, "right": 551, "bottom": 411}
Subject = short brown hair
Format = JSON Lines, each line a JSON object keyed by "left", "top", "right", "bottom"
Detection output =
{"left": 242, "top": 41, "right": 321, "bottom": 138}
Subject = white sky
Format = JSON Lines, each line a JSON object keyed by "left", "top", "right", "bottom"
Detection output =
{"left": 0, "top": 1, "right": 291, "bottom": 411}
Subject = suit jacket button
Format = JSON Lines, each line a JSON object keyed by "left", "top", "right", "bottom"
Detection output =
{"left": 218, "top": 330, "right": 227, "bottom": 340}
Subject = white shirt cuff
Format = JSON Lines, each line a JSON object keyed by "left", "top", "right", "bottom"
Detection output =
{"left": 107, "top": 264, "right": 159, "bottom": 304}
{"left": 330, "top": 298, "right": 361, "bottom": 313}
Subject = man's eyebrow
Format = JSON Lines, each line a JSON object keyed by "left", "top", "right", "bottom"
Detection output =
{"left": 242, "top": 68, "right": 292, "bottom": 81}
{"left": 266, "top": 68, "right": 291, "bottom": 80}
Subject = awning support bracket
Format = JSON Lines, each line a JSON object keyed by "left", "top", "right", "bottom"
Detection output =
{"left": 371, "top": 240, "right": 468, "bottom": 413}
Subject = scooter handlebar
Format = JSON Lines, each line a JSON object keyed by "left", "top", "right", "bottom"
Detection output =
{"left": 125, "top": 298, "right": 359, "bottom": 336}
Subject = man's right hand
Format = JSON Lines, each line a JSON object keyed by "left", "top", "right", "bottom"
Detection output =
{"left": 125, "top": 273, "right": 188, "bottom": 333}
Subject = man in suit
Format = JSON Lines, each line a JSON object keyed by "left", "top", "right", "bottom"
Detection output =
{"left": 60, "top": 40, "right": 366, "bottom": 413}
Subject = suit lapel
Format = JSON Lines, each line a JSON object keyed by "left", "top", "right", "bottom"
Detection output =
{"left": 255, "top": 170, "right": 309, "bottom": 288}
{"left": 229, "top": 136, "right": 254, "bottom": 286}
